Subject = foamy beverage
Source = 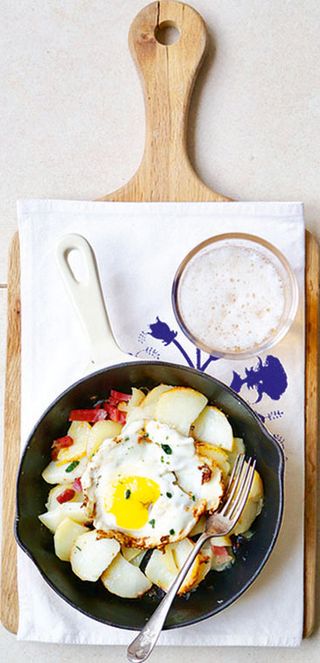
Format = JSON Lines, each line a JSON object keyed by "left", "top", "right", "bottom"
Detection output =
{"left": 173, "top": 235, "right": 298, "bottom": 357}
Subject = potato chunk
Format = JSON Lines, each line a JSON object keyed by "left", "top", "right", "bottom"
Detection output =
{"left": 42, "top": 456, "right": 88, "bottom": 484}
{"left": 192, "top": 406, "right": 233, "bottom": 451}
{"left": 54, "top": 518, "right": 89, "bottom": 561}
{"left": 228, "top": 437, "right": 245, "bottom": 468}
{"left": 46, "top": 483, "right": 83, "bottom": 510}
{"left": 195, "top": 442, "right": 231, "bottom": 478}
{"left": 145, "top": 538, "right": 211, "bottom": 595}
{"left": 38, "top": 503, "right": 90, "bottom": 533}
{"left": 232, "top": 469, "right": 264, "bottom": 534}
{"left": 121, "top": 547, "right": 146, "bottom": 568}
{"left": 101, "top": 553, "right": 152, "bottom": 598}
{"left": 126, "top": 384, "right": 173, "bottom": 424}
{"left": 70, "top": 531, "right": 120, "bottom": 581}
{"left": 56, "top": 422, "right": 91, "bottom": 464}
{"left": 155, "top": 387, "right": 207, "bottom": 435}
{"left": 144, "top": 548, "right": 176, "bottom": 592}
{"left": 169, "top": 538, "right": 211, "bottom": 594}
{"left": 86, "top": 420, "right": 123, "bottom": 458}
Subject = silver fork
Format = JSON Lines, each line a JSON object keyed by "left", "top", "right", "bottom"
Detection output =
{"left": 127, "top": 454, "right": 256, "bottom": 663}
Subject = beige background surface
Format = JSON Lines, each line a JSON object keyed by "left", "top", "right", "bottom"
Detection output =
{"left": 0, "top": 0, "right": 319, "bottom": 661}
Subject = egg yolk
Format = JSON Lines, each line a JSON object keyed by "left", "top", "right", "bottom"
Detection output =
{"left": 106, "top": 476, "right": 160, "bottom": 529}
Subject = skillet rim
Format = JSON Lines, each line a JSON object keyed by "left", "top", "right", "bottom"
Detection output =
{"left": 15, "top": 360, "right": 285, "bottom": 630}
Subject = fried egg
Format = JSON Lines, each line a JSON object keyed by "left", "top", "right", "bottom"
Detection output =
{"left": 81, "top": 420, "right": 223, "bottom": 548}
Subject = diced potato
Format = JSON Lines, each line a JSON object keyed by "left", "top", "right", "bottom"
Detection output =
{"left": 232, "top": 499, "right": 262, "bottom": 535}
{"left": 87, "top": 420, "right": 123, "bottom": 458}
{"left": 54, "top": 518, "right": 89, "bottom": 561}
{"left": 42, "top": 456, "right": 88, "bottom": 485}
{"left": 164, "top": 545, "right": 178, "bottom": 575}
{"left": 121, "top": 547, "right": 143, "bottom": 562}
{"left": 195, "top": 442, "right": 231, "bottom": 478}
{"left": 38, "top": 503, "right": 90, "bottom": 533}
{"left": 192, "top": 406, "right": 233, "bottom": 451}
{"left": 130, "top": 551, "right": 146, "bottom": 568}
{"left": 145, "top": 548, "right": 176, "bottom": 592}
{"left": 232, "top": 469, "right": 264, "bottom": 535}
{"left": 189, "top": 515, "right": 207, "bottom": 537}
{"left": 101, "top": 553, "right": 152, "bottom": 598}
{"left": 146, "top": 539, "right": 210, "bottom": 595}
{"left": 211, "top": 535, "right": 231, "bottom": 547}
{"left": 56, "top": 422, "right": 91, "bottom": 464}
{"left": 228, "top": 437, "right": 245, "bottom": 467}
{"left": 70, "top": 531, "right": 120, "bottom": 581}
{"left": 126, "top": 385, "right": 173, "bottom": 424}
{"left": 125, "top": 406, "right": 146, "bottom": 424}
{"left": 46, "top": 483, "right": 83, "bottom": 510}
{"left": 169, "top": 539, "right": 203, "bottom": 594}
{"left": 125, "top": 388, "right": 145, "bottom": 413}
{"left": 248, "top": 469, "right": 264, "bottom": 500}
{"left": 194, "top": 541, "right": 213, "bottom": 585}
{"left": 118, "top": 388, "right": 146, "bottom": 413}
{"left": 155, "top": 387, "right": 208, "bottom": 436}
{"left": 143, "top": 385, "right": 173, "bottom": 410}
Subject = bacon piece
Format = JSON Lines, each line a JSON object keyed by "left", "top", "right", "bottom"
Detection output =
{"left": 51, "top": 435, "right": 73, "bottom": 461}
{"left": 56, "top": 488, "right": 75, "bottom": 504}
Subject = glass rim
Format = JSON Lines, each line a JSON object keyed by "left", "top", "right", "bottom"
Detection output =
{"left": 171, "top": 232, "right": 300, "bottom": 360}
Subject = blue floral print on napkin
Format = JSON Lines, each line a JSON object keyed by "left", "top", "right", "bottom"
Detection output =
{"left": 135, "top": 316, "right": 288, "bottom": 445}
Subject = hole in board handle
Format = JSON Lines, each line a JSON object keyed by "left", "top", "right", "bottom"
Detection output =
{"left": 155, "top": 20, "right": 180, "bottom": 45}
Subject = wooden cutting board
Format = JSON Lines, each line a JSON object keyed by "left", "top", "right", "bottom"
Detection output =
{"left": 1, "top": 0, "right": 318, "bottom": 638}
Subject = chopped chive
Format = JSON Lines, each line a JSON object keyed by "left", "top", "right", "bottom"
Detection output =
{"left": 125, "top": 489, "right": 131, "bottom": 499}
{"left": 149, "top": 519, "right": 156, "bottom": 528}
{"left": 75, "top": 545, "right": 82, "bottom": 551}
{"left": 169, "top": 529, "right": 175, "bottom": 535}
{"left": 160, "top": 456, "right": 165, "bottom": 463}
{"left": 65, "top": 460, "right": 80, "bottom": 473}
{"left": 166, "top": 492, "right": 172, "bottom": 499}
{"left": 192, "top": 494, "right": 196, "bottom": 501}
{"left": 161, "top": 444, "right": 172, "bottom": 455}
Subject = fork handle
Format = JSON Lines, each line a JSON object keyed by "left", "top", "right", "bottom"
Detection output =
{"left": 127, "top": 532, "right": 208, "bottom": 663}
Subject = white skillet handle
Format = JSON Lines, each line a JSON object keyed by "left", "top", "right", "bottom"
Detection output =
{"left": 56, "top": 234, "right": 129, "bottom": 367}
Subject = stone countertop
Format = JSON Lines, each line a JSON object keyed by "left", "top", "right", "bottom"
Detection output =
{"left": 0, "top": 1, "right": 319, "bottom": 661}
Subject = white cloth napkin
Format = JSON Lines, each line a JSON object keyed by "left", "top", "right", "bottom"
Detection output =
{"left": 17, "top": 200, "right": 305, "bottom": 646}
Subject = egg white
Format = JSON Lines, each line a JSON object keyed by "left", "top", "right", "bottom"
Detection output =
{"left": 81, "top": 420, "right": 223, "bottom": 548}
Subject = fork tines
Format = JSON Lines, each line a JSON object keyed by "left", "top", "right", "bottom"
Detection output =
{"left": 220, "top": 454, "right": 256, "bottom": 523}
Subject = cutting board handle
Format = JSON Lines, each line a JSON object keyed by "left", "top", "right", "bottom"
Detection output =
{"left": 101, "top": 1, "right": 228, "bottom": 202}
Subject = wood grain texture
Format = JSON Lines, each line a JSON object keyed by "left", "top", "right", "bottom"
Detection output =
{"left": 1, "top": 233, "right": 20, "bottom": 634}
{"left": 1, "top": 0, "right": 318, "bottom": 639}
{"left": 304, "top": 231, "right": 319, "bottom": 638}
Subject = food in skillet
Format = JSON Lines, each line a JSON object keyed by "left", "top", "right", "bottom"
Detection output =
{"left": 39, "top": 385, "right": 264, "bottom": 598}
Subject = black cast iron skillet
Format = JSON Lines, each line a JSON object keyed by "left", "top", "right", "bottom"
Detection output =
{"left": 16, "top": 360, "right": 284, "bottom": 631}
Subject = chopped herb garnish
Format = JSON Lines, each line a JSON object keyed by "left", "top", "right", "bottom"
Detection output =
{"left": 75, "top": 545, "right": 82, "bottom": 551}
{"left": 192, "top": 494, "right": 196, "bottom": 501}
{"left": 160, "top": 456, "right": 165, "bottom": 463}
{"left": 169, "top": 529, "right": 175, "bottom": 535}
{"left": 161, "top": 444, "right": 172, "bottom": 455}
{"left": 125, "top": 489, "right": 131, "bottom": 499}
{"left": 65, "top": 460, "right": 80, "bottom": 473}
{"left": 166, "top": 492, "right": 172, "bottom": 498}
{"left": 124, "top": 436, "right": 130, "bottom": 442}
{"left": 149, "top": 519, "right": 156, "bottom": 528}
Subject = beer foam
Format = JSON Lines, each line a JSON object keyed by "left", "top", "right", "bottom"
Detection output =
{"left": 178, "top": 245, "right": 286, "bottom": 353}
